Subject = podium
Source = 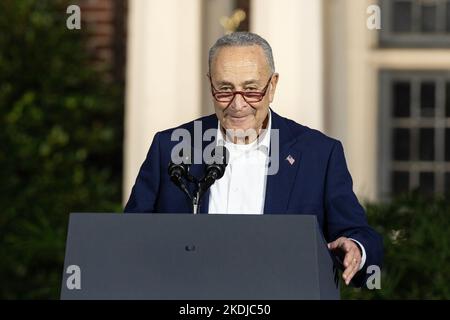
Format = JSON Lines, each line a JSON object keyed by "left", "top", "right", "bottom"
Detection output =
{"left": 60, "top": 213, "right": 340, "bottom": 300}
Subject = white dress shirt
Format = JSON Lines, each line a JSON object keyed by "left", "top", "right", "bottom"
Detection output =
{"left": 207, "top": 110, "right": 366, "bottom": 270}
{"left": 208, "top": 111, "right": 271, "bottom": 215}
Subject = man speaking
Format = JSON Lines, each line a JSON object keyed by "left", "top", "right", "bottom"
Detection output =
{"left": 124, "top": 32, "right": 383, "bottom": 288}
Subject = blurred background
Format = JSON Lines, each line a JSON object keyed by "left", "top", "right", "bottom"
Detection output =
{"left": 0, "top": 0, "right": 449, "bottom": 299}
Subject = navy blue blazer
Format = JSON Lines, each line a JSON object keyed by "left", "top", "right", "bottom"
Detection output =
{"left": 124, "top": 110, "right": 383, "bottom": 287}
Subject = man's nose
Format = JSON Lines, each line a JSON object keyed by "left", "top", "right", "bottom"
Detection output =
{"left": 230, "top": 93, "right": 247, "bottom": 110}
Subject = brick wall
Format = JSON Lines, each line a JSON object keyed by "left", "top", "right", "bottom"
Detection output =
{"left": 78, "top": 0, "right": 127, "bottom": 83}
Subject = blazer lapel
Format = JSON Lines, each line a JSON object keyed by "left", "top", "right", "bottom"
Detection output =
{"left": 264, "top": 110, "right": 302, "bottom": 214}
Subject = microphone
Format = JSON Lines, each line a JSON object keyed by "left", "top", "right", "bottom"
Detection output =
{"left": 167, "top": 145, "right": 229, "bottom": 214}
{"left": 199, "top": 145, "right": 229, "bottom": 196}
{"left": 168, "top": 150, "right": 192, "bottom": 201}
{"left": 168, "top": 162, "right": 191, "bottom": 200}
{"left": 168, "top": 162, "right": 186, "bottom": 185}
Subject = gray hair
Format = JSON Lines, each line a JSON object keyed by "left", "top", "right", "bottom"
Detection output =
{"left": 208, "top": 32, "right": 275, "bottom": 74}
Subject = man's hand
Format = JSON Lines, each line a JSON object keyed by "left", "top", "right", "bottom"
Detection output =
{"left": 328, "top": 237, "right": 362, "bottom": 285}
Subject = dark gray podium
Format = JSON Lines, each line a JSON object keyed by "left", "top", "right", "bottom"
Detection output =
{"left": 60, "top": 213, "right": 339, "bottom": 300}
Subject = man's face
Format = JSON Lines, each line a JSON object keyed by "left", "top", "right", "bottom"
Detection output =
{"left": 209, "top": 45, "right": 278, "bottom": 138}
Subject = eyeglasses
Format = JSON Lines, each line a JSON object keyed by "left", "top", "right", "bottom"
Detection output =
{"left": 208, "top": 74, "right": 273, "bottom": 105}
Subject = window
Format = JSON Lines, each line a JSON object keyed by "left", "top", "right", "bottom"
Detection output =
{"left": 379, "top": 71, "right": 450, "bottom": 198}
{"left": 380, "top": 0, "right": 450, "bottom": 47}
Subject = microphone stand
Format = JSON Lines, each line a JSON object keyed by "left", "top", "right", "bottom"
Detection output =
{"left": 192, "top": 165, "right": 223, "bottom": 214}
{"left": 192, "top": 190, "right": 200, "bottom": 214}
{"left": 181, "top": 166, "right": 221, "bottom": 214}
{"left": 169, "top": 146, "right": 229, "bottom": 214}
{"left": 184, "top": 171, "right": 202, "bottom": 214}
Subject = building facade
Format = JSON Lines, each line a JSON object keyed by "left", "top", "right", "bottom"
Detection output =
{"left": 124, "top": 0, "right": 450, "bottom": 203}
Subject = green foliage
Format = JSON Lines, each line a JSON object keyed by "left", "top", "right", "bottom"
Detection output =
{"left": 342, "top": 194, "right": 450, "bottom": 299}
{"left": 0, "top": 0, "right": 123, "bottom": 299}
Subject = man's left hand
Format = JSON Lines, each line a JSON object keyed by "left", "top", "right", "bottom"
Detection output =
{"left": 328, "top": 237, "right": 362, "bottom": 285}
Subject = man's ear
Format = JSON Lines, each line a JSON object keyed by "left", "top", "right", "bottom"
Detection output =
{"left": 269, "top": 73, "right": 279, "bottom": 103}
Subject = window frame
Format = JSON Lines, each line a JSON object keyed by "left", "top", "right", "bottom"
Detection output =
{"left": 378, "top": 70, "right": 450, "bottom": 199}
{"left": 379, "top": 0, "right": 450, "bottom": 48}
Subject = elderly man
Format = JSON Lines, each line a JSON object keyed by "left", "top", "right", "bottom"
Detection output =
{"left": 125, "top": 32, "right": 383, "bottom": 287}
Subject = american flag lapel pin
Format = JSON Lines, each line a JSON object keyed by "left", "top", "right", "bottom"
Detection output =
{"left": 286, "top": 154, "right": 295, "bottom": 165}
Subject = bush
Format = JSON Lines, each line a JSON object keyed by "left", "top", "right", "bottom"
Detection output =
{"left": 342, "top": 194, "right": 450, "bottom": 299}
{"left": 0, "top": 0, "right": 123, "bottom": 299}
